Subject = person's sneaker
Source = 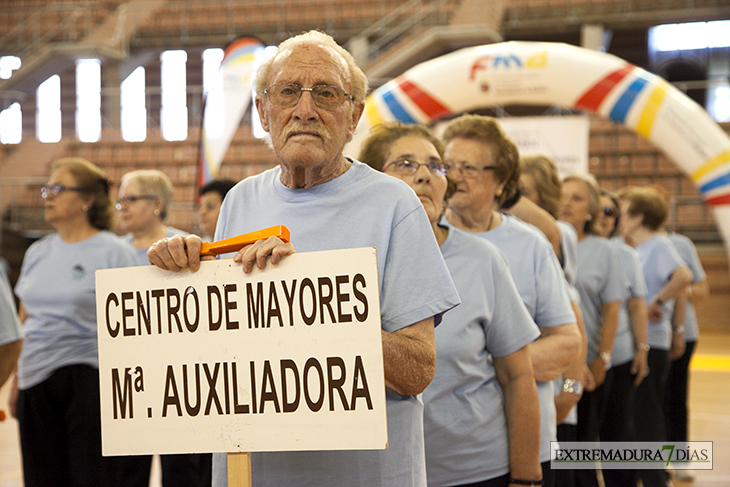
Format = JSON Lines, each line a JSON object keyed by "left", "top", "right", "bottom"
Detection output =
{"left": 674, "top": 469, "right": 696, "bottom": 481}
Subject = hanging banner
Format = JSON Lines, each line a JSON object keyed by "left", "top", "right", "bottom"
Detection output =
{"left": 346, "top": 41, "right": 730, "bottom": 258}
{"left": 497, "top": 115, "right": 589, "bottom": 176}
{"left": 198, "top": 38, "right": 263, "bottom": 187}
{"left": 96, "top": 248, "right": 387, "bottom": 456}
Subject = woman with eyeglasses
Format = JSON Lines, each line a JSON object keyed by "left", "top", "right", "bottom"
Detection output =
{"left": 360, "top": 122, "right": 543, "bottom": 487}
{"left": 591, "top": 189, "right": 650, "bottom": 487}
{"left": 441, "top": 114, "right": 581, "bottom": 487}
{"left": 560, "top": 174, "right": 625, "bottom": 487}
{"left": 9, "top": 158, "right": 139, "bottom": 486}
{"left": 116, "top": 169, "right": 211, "bottom": 487}
{"left": 617, "top": 187, "right": 693, "bottom": 487}
{"left": 117, "top": 169, "right": 189, "bottom": 265}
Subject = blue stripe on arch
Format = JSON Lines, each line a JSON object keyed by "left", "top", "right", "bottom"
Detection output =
{"left": 381, "top": 90, "right": 416, "bottom": 123}
{"left": 609, "top": 76, "right": 649, "bottom": 124}
{"left": 699, "top": 170, "right": 730, "bottom": 193}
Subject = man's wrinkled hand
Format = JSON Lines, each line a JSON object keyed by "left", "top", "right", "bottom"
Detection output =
{"left": 233, "top": 237, "right": 296, "bottom": 273}
{"left": 148, "top": 235, "right": 204, "bottom": 272}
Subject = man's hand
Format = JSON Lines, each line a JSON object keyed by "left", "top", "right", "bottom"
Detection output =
{"left": 233, "top": 237, "right": 296, "bottom": 274}
{"left": 148, "top": 235, "right": 204, "bottom": 272}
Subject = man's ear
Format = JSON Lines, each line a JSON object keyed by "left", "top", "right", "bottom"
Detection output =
{"left": 255, "top": 97, "right": 270, "bottom": 132}
{"left": 347, "top": 100, "right": 365, "bottom": 138}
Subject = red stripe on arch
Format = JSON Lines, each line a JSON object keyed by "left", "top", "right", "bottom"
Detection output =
{"left": 706, "top": 193, "right": 730, "bottom": 206}
{"left": 574, "top": 64, "right": 634, "bottom": 112}
{"left": 397, "top": 78, "right": 451, "bottom": 121}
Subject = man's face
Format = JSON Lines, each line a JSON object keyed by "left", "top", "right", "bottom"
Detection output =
{"left": 256, "top": 44, "right": 364, "bottom": 171}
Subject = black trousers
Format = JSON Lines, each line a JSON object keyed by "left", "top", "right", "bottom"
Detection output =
{"left": 450, "top": 472, "right": 511, "bottom": 487}
{"left": 600, "top": 360, "right": 637, "bottom": 487}
{"left": 17, "top": 365, "right": 127, "bottom": 487}
{"left": 556, "top": 423, "right": 577, "bottom": 487}
{"left": 666, "top": 340, "right": 697, "bottom": 442}
{"left": 113, "top": 453, "right": 212, "bottom": 487}
{"left": 541, "top": 459, "right": 555, "bottom": 487}
{"left": 635, "top": 348, "right": 671, "bottom": 487}
{"left": 575, "top": 368, "right": 613, "bottom": 487}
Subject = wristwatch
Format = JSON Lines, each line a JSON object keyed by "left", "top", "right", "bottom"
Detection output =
{"left": 599, "top": 351, "right": 612, "bottom": 369}
{"left": 562, "top": 378, "right": 583, "bottom": 395}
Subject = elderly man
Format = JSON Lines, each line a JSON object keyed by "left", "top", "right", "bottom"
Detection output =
{"left": 148, "top": 30, "right": 460, "bottom": 487}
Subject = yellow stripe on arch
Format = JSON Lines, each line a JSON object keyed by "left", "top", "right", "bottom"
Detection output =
{"left": 692, "top": 149, "right": 730, "bottom": 183}
{"left": 636, "top": 82, "right": 668, "bottom": 138}
{"left": 365, "top": 98, "right": 384, "bottom": 128}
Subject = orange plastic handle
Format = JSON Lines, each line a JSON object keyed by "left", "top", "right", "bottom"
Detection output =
{"left": 200, "top": 225, "right": 291, "bottom": 256}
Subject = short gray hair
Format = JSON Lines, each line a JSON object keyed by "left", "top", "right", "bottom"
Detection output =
{"left": 254, "top": 30, "right": 368, "bottom": 102}
{"left": 120, "top": 169, "right": 174, "bottom": 220}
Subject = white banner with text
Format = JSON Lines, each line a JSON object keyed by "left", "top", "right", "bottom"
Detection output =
{"left": 96, "top": 248, "right": 387, "bottom": 456}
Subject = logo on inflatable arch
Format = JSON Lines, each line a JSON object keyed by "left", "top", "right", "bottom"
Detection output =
{"left": 470, "top": 51, "right": 549, "bottom": 93}
{"left": 347, "top": 41, "right": 730, "bottom": 254}
{"left": 470, "top": 51, "right": 548, "bottom": 80}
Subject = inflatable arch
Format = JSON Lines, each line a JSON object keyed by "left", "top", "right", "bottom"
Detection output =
{"left": 345, "top": 41, "right": 730, "bottom": 259}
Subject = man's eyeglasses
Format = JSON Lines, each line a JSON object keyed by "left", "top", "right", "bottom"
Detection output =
{"left": 41, "top": 184, "right": 88, "bottom": 199}
{"left": 450, "top": 162, "right": 496, "bottom": 179}
{"left": 383, "top": 159, "right": 451, "bottom": 177}
{"left": 115, "top": 195, "right": 157, "bottom": 210}
{"left": 603, "top": 206, "right": 617, "bottom": 217}
{"left": 263, "top": 83, "right": 354, "bottom": 110}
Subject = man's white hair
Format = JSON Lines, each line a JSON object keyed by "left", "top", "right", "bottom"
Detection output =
{"left": 254, "top": 30, "right": 369, "bottom": 101}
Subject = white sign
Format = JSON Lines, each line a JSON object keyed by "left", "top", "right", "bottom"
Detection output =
{"left": 96, "top": 248, "right": 387, "bottom": 456}
{"left": 498, "top": 115, "right": 590, "bottom": 177}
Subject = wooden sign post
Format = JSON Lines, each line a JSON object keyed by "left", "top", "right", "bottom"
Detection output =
{"left": 228, "top": 452, "right": 251, "bottom": 487}
{"left": 95, "top": 247, "right": 388, "bottom": 486}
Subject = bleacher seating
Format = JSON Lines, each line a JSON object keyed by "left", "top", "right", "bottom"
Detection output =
{"left": 2, "top": 0, "right": 728, "bottom": 251}
{"left": 589, "top": 117, "right": 728, "bottom": 242}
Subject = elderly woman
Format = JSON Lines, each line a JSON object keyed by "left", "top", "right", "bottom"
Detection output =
{"left": 117, "top": 169, "right": 210, "bottom": 487}
{"left": 441, "top": 114, "right": 580, "bottom": 487}
{"left": 560, "top": 175, "right": 626, "bottom": 487}
{"left": 360, "top": 121, "right": 542, "bottom": 487}
{"left": 619, "top": 187, "right": 693, "bottom": 487}
{"left": 117, "top": 169, "right": 188, "bottom": 265}
{"left": 519, "top": 155, "right": 589, "bottom": 487}
{"left": 10, "top": 158, "right": 139, "bottom": 486}
{"left": 665, "top": 225, "right": 708, "bottom": 482}
{"left": 593, "top": 188, "right": 649, "bottom": 487}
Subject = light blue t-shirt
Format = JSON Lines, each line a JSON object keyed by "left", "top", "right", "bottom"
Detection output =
{"left": 611, "top": 240, "right": 648, "bottom": 367}
{"left": 211, "top": 159, "right": 461, "bottom": 487}
{"left": 634, "top": 234, "right": 685, "bottom": 350}
{"left": 121, "top": 226, "right": 189, "bottom": 265}
{"left": 0, "top": 266, "right": 22, "bottom": 347}
{"left": 442, "top": 213, "right": 575, "bottom": 463}
{"left": 14, "top": 231, "right": 139, "bottom": 389}
{"left": 575, "top": 234, "right": 627, "bottom": 364}
{"left": 669, "top": 232, "right": 706, "bottom": 342}
{"left": 555, "top": 222, "right": 579, "bottom": 425}
{"left": 423, "top": 227, "right": 540, "bottom": 485}
{"left": 558, "top": 221, "right": 578, "bottom": 289}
